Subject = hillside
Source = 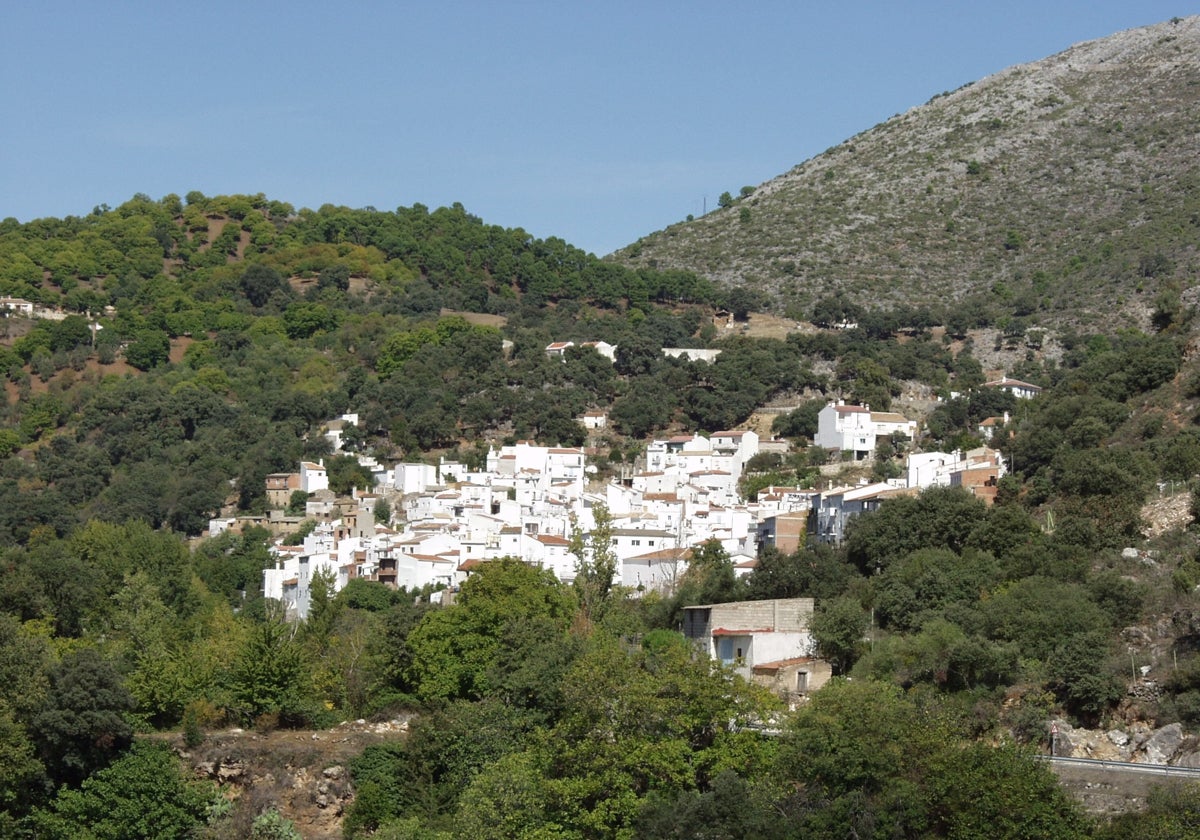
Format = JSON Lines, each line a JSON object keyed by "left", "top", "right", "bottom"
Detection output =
{"left": 613, "top": 16, "right": 1200, "bottom": 330}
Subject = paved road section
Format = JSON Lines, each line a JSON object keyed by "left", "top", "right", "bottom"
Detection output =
{"left": 1036, "top": 755, "right": 1200, "bottom": 814}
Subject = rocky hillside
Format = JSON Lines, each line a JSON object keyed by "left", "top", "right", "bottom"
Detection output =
{"left": 614, "top": 16, "right": 1200, "bottom": 330}
{"left": 173, "top": 720, "right": 410, "bottom": 839}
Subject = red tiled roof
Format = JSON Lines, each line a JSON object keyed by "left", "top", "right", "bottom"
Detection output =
{"left": 752, "top": 656, "right": 818, "bottom": 673}
{"left": 712, "top": 627, "right": 773, "bottom": 636}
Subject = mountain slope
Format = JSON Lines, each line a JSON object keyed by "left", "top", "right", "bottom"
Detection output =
{"left": 613, "top": 16, "right": 1200, "bottom": 329}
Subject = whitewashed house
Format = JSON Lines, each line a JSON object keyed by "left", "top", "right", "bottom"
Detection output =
{"left": 814, "top": 402, "right": 917, "bottom": 460}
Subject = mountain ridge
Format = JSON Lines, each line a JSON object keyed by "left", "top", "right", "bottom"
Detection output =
{"left": 612, "top": 16, "right": 1200, "bottom": 330}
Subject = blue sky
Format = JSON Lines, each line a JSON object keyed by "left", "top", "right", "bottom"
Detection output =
{"left": 1, "top": 2, "right": 1192, "bottom": 256}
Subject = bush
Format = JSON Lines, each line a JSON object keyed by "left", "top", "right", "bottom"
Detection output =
{"left": 250, "top": 808, "right": 303, "bottom": 840}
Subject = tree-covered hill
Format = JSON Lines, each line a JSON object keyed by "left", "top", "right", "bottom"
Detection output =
{"left": 0, "top": 192, "right": 758, "bottom": 538}
{"left": 7, "top": 19, "right": 1200, "bottom": 825}
{"left": 613, "top": 16, "right": 1200, "bottom": 332}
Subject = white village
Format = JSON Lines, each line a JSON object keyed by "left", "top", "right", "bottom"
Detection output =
{"left": 206, "top": 393, "right": 1014, "bottom": 700}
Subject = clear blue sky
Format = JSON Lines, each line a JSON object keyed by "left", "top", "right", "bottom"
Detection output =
{"left": 1, "top": 2, "right": 1192, "bottom": 256}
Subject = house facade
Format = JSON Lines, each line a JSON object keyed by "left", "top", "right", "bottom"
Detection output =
{"left": 982, "top": 376, "right": 1042, "bottom": 400}
{"left": 682, "top": 598, "right": 818, "bottom": 682}
{"left": 808, "top": 482, "right": 911, "bottom": 545}
{"left": 814, "top": 401, "right": 917, "bottom": 460}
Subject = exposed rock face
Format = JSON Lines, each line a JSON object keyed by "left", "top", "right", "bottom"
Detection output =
{"left": 1143, "top": 723, "right": 1185, "bottom": 765}
{"left": 176, "top": 721, "right": 412, "bottom": 839}
{"left": 1050, "top": 718, "right": 1200, "bottom": 765}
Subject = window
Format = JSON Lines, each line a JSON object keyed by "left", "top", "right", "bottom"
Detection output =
{"left": 796, "top": 671, "right": 809, "bottom": 693}
{"left": 718, "top": 637, "right": 734, "bottom": 663}
{"left": 632, "top": 539, "right": 641, "bottom": 546}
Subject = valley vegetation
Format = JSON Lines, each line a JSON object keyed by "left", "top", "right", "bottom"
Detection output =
{"left": 1, "top": 186, "right": 1199, "bottom": 836}
{"left": 6, "top": 20, "right": 1200, "bottom": 832}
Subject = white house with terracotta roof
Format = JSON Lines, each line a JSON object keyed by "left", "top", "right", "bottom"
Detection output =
{"left": 545, "top": 341, "right": 574, "bottom": 359}
{"left": 982, "top": 376, "right": 1042, "bottom": 400}
{"left": 608, "top": 527, "right": 678, "bottom": 562}
{"left": 300, "top": 460, "right": 329, "bottom": 493}
{"left": 580, "top": 340, "right": 617, "bottom": 361}
{"left": 525, "top": 533, "right": 575, "bottom": 581}
{"left": 977, "top": 413, "right": 1010, "bottom": 441}
{"left": 814, "top": 401, "right": 917, "bottom": 460}
{"left": 579, "top": 409, "right": 608, "bottom": 430}
{"left": 710, "top": 430, "right": 760, "bottom": 465}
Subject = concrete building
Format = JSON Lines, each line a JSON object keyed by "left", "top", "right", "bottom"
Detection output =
{"left": 682, "top": 598, "right": 818, "bottom": 683}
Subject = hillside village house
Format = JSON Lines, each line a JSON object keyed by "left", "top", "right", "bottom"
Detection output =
{"left": 622, "top": 547, "right": 691, "bottom": 592}
{"left": 809, "top": 482, "right": 913, "bottom": 545}
{"left": 906, "top": 447, "right": 1006, "bottom": 502}
{"left": 299, "top": 460, "right": 329, "bottom": 493}
{"left": 265, "top": 472, "right": 301, "bottom": 509}
{"left": 0, "top": 297, "right": 35, "bottom": 316}
{"left": 755, "top": 512, "right": 809, "bottom": 554}
{"left": 977, "top": 412, "right": 1009, "bottom": 441}
{"left": 545, "top": 340, "right": 617, "bottom": 361}
{"left": 683, "top": 598, "right": 831, "bottom": 702}
{"left": 982, "top": 375, "right": 1042, "bottom": 400}
{"left": 579, "top": 409, "right": 608, "bottom": 430}
{"left": 814, "top": 401, "right": 917, "bottom": 460}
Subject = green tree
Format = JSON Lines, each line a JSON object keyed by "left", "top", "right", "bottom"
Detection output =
{"left": 241, "top": 263, "right": 286, "bottom": 307}
{"left": 811, "top": 596, "right": 868, "bottom": 675}
{"left": 777, "top": 679, "right": 1088, "bottom": 838}
{"left": 29, "top": 741, "right": 218, "bottom": 840}
{"left": 229, "top": 606, "right": 309, "bottom": 725}
{"left": 122, "top": 329, "right": 170, "bottom": 370}
{"left": 746, "top": 544, "right": 858, "bottom": 602}
{"left": 286, "top": 489, "right": 310, "bottom": 515}
{"left": 570, "top": 503, "right": 617, "bottom": 625}
{"left": 373, "top": 496, "right": 392, "bottom": 526}
{"left": 1045, "top": 631, "right": 1122, "bottom": 721}
{"left": 0, "top": 700, "right": 45, "bottom": 822}
{"left": 31, "top": 648, "right": 134, "bottom": 787}
{"left": 404, "top": 558, "right": 574, "bottom": 702}
{"left": 845, "top": 486, "right": 988, "bottom": 574}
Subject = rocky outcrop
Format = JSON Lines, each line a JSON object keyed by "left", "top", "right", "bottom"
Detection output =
{"left": 174, "top": 719, "right": 412, "bottom": 839}
{"left": 1050, "top": 718, "right": 1200, "bottom": 765}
